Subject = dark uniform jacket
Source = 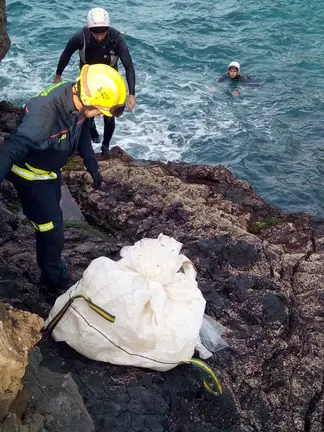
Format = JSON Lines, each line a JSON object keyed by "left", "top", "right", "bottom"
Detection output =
{"left": 0, "top": 81, "right": 98, "bottom": 182}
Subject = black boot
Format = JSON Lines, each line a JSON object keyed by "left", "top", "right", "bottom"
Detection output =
{"left": 40, "top": 273, "right": 71, "bottom": 298}
{"left": 101, "top": 145, "right": 110, "bottom": 157}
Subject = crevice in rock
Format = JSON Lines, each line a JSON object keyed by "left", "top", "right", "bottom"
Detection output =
{"left": 304, "top": 378, "right": 324, "bottom": 432}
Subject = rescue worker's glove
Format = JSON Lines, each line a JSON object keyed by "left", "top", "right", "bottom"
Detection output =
{"left": 90, "top": 170, "right": 102, "bottom": 190}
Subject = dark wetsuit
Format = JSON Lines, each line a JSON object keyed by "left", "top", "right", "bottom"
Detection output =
{"left": 56, "top": 26, "right": 136, "bottom": 151}
{"left": 217, "top": 72, "right": 248, "bottom": 82}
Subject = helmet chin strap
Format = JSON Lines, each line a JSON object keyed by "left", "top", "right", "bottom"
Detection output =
{"left": 74, "top": 80, "right": 81, "bottom": 100}
{"left": 79, "top": 106, "right": 88, "bottom": 116}
{"left": 73, "top": 82, "right": 89, "bottom": 116}
{"left": 71, "top": 85, "right": 85, "bottom": 116}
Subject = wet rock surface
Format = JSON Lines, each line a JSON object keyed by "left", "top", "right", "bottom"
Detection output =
{"left": 1, "top": 347, "right": 95, "bottom": 432}
{"left": 63, "top": 148, "right": 323, "bottom": 431}
{"left": 0, "top": 101, "right": 22, "bottom": 136}
{"left": 0, "top": 110, "right": 323, "bottom": 430}
{"left": 22, "top": 348, "right": 95, "bottom": 432}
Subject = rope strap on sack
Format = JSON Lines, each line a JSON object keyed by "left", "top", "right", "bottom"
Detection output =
{"left": 46, "top": 293, "right": 115, "bottom": 332}
{"left": 190, "top": 358, "right": 223, "bottom": 396}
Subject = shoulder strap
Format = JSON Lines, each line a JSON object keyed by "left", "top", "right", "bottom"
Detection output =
{"left": 79, "top": 26, "right": 90, "bottom": 64}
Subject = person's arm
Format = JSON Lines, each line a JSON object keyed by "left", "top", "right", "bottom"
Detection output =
{"left": 217, "top": 73, "right": 227, "bottom": 83}
{"left": 117, "top": 35, "right": 135, "bottom": 95}
{"left": 208, "top": 73, "right": 226, "bottom": 92}
{"left": 0, "top": 106, "right": 55, "bottom": 182}
{"left": 77, "top": 120, "right": 102, "bottom": 189}
{"left": 54, "top": 31, "right": 83, "bottom": 82}
{"left": 116, "top": 34, "right": 136, "bottom": 111}
{"left": 77, "top": 120, "right": 99, "bottom": 173}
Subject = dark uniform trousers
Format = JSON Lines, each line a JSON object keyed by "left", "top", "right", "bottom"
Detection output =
{"left": 7, "top": 171, "right": 67, "bottom": 287}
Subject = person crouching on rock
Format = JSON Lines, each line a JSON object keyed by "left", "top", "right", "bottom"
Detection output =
{"left": 0, "top": 64, "right": 127, "bottom": 298}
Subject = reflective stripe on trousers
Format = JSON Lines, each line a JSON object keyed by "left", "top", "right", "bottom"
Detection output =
{"left": 11, "top": 163, "right": 58, "bottom": 181}
{"left": 30, "top": 220, "right": 54, "bottom": 232}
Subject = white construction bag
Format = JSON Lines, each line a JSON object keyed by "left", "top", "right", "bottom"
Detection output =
{"left": 45, "top": 234, "right": 207, "bottom": 371}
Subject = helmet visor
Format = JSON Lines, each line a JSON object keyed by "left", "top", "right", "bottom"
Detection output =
{"left": 90, "top": 26, "right": 109, "bottom": 34}
{"left": 89, "top": 102, "right": 125, "bottom": 117}
{"left": 110, "top": 103, "right": 126, "bottom": 117}
{"left": 95, "top": 103, "right": 125, "bottom": 117}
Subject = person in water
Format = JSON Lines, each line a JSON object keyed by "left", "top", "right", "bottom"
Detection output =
{"left": 54, "top": 7, "right": 136, "bottom": 156}
{"left": 209, "top": 61, "right": 248, "bottom": 95}
{"left": 217, "top": 61, "right": 246, "bottom": 82}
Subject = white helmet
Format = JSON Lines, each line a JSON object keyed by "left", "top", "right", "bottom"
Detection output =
{"left": 87, "top": 8, "right": 110, "bottom": 29}
{"left": 229, "top": 61, "right": 240, "bottom": 72}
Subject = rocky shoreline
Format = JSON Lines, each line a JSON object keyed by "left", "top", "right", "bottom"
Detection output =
{"left": 0, "top": 1, "right": 323, "bottom": 428}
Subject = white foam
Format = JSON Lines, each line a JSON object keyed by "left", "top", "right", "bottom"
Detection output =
{"left": 0, "top": 4, "right": 257, "bottom": 166}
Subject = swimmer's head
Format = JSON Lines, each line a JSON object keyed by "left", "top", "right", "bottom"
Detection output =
{"left": 228, "top": 61, "right": 240, "bottom": 78}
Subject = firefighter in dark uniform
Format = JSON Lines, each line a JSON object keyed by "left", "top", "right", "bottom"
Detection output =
{"left": 54, "top": 7, "right": 136, "bottom": 156}
{"left": 0, "top": 64, "right": 127, "bottom": 297}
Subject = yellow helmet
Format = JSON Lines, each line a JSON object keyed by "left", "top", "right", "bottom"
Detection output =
{"left": 78, "top": 64, "right": 127, "bottom": 117}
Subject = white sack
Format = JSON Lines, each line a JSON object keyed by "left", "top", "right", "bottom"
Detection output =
{"left": 46, "top": 234, "right": 206, "bottom": 371}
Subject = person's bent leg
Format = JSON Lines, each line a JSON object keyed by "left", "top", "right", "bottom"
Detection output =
{"left": 90, "top": 117, "right": 100, "bottom": 143}
{"left": 37, "top": 172, "right": 68, "bottom": 289}
{"left": 35, "top": 224, "right": 69, "bottom": 290}
{"left": 101, "top": 116, "right": 115, "bottom": 156}
{"left": 9, "top": 174, "right": 69, "bottom": 294}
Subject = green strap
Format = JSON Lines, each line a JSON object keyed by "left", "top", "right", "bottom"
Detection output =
{"left": 190, "top": 358, "right": 223, "bottom": 396}
{"left": 46, "top": 293, "right": 115, "bottom": 333}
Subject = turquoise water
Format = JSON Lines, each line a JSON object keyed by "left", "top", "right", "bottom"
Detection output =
{"left": 1, "top": 0, "right": 324, "bottom": 216}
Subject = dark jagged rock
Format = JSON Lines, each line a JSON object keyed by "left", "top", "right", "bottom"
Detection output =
{"left": 0, "top": 189, "right": 241, "bottom": 431}
{"left": 0, "top": 101, "right": 22, "bottom": 135}
{"left": 61, "top": 148, "right": 324, "bottom": 431}
{"left": 1, "top": 348, "right": 95, "bottom": 432}
{"left": 23, "top": 348, "right": 95, "bottom": 432}
{"left": 0, "top": 0, "right": 10, "bottom": 61}
{"left": 0, "top": 104, "right": 323, "bottom": 430}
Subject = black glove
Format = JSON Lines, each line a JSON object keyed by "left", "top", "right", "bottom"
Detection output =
{"left": 90, "top": 171, "right": 102, "bottom": 190}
